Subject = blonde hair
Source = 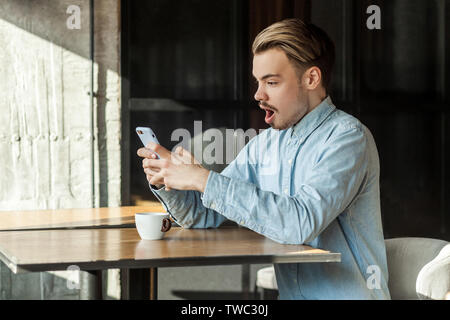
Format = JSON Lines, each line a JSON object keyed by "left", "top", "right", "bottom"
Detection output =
{"left": 252, "top": 18, "right": 335, "bottom": 92}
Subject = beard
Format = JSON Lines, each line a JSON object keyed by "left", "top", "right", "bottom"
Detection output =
{"left": 272, "top": 100, "right": 310, "bottom": 130}
{"left": 260, "top": 83, "right": 311, "bottom": 130}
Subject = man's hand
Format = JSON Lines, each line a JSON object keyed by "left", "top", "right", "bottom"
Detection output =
{"left": 137, "top": 142, "right": 210, "bottom": 192}
{"left": 137, "top": 142, "right": 171, "bottom": 189}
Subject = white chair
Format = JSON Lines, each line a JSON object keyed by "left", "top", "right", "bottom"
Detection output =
{"left": 255, "top": 265, "right": 278, "bottom": 299}
{"left": 255, "top": 237, "right": 450, "bottom": 300}
{"left": 387, "top": 237, "right": 449, "bottom": 299}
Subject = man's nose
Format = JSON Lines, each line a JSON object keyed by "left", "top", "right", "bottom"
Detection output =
{"left": 254, "top": 85, "right": 268, "bottom": 102}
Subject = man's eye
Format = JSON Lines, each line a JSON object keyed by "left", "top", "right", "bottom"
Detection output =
{"left": 267, "top": 82, "right": 278, "bottom": 86}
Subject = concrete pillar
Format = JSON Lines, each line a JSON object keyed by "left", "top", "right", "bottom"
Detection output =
{"left": 0, "top": 0, "right": 121, "bottom": 299}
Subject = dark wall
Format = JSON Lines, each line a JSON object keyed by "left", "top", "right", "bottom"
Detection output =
{"left": 122, "top": 0, "right": 450, "bottom": 241}
{"left": 309, "top": 0, "right": 450, "bottom": 241}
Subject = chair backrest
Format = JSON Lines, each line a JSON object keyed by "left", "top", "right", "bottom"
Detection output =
{"left": 416, "top": 242, "right": 450, "bottom": 299}
{"left": 385, "top": 237, "right": 449, "bottom": 300}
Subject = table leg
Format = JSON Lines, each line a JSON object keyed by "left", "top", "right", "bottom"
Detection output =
{"left": 150, "top": 267, "right": 158, "bottom": 300}
{"left": 120, "top": 268, "right": 151, "bottom": 300}
{"left": 241, "top": 264, "right": 250, "bottom": 299}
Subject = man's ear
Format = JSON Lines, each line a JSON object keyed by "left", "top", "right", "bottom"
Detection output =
{"left": 303, "top": 66, "right": 322, "bottom": 90}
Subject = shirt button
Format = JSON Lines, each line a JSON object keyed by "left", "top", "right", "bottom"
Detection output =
{"left": 284, "top": 189, "right": 288, "bottom": 194}
{"left": 288, "top": 159, "right": 292, "bottom": 165}
{"left": 210, "top": 202, "right": 216, "bottom": 209}
{"left": 240, "top": 220, "right": 244, "bottom": 225}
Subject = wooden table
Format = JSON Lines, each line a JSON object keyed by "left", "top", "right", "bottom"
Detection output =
{"left": 0, "top": 206, "right": 341, "bottom": 299}
{"left": 0, "top": 205, "right": 163, "bottom": 231}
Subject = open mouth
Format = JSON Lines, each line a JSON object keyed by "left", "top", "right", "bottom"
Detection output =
{"left": 264, "top": 109, "right": 275, "bottom": 124}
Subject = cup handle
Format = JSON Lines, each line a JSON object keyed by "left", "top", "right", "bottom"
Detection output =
{"left": 161, "top": 218, "right": 172, "bottom": 232}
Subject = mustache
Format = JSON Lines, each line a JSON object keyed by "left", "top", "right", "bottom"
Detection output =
{"left": 258, "top": 101, "right": 277, "bottom": 112}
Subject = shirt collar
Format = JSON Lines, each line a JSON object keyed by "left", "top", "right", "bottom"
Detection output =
{"left": 289, "top": 95, "right": 336, "bottom": 140}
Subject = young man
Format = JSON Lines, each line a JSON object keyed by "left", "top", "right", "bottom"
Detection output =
{"left": 137, "top": 19, "right": 390, "bottom": 300}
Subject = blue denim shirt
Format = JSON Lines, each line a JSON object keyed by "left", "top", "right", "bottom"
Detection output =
{"left": 151, "top": 96, "right": 391, "bottom": 300}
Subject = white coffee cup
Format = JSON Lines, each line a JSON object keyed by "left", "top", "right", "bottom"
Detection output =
{"left": 135, "top": 212, "right": 172, "bottom": 240}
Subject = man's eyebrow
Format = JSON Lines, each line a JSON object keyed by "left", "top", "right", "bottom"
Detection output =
{"left": 253, "top": 74, "right": 281, "bottom": 81}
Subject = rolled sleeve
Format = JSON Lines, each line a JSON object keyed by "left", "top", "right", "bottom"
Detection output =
{"left": 149, "top": 173, "right": 228, "bottom": 229}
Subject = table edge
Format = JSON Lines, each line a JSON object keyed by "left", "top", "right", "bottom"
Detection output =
{"left": 7, "top": 253, "right": 341, "bottom": 274}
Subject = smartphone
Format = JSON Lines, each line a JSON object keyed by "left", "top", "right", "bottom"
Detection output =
{"left": 136, "top": 127, "right": 161, "bottom": 159}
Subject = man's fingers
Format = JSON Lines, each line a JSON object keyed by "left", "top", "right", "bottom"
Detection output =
{"left": 175, "top": 146, "right": 184, "bottom": 156}
{"left": 143, "top": 158, "right": 167, "bottom": 169}
{"left": 173, "top": 146, "right": 200, "bottom": 165}
{"left": 149, "top": 172, "right": 161, "bottom": 185}
{"left": 144, "top": 168, "right": 159, "bottom": 175}
{"left": 147, "top": 174, "right": 164, "bottom": 187}
{"left": 149, "top": 172, "right": 167, "bottom": 188}
{"left": 146, "top": 142, "right": 171, "bottom": 159}
{"left": 148, "top": 167, "right": 171, "bottom": 191}
{"left": 137, "top": 147, "right": 159, "bottom": 159}
{"left": 137, "top": 147, "right": 152, "bottom": 158}
{"left": 137, "top": 142, "right": 171, "bottom": 160}
{"left": 142, "top": 158, "right": 162, "bottom": 171}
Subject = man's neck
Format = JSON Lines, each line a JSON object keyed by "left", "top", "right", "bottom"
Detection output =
{"left": 291, "top": 91, "right": 328, "bottom": 129}
{"left": 307, "top": 90, "right": 328, "bottom": 114}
